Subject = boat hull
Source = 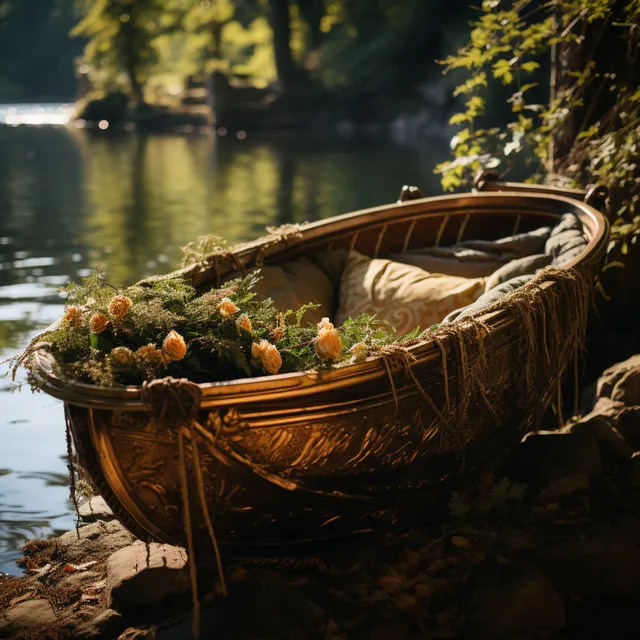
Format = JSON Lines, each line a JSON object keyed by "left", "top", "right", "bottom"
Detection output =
{"left": 34, "top": 188, "right": 609, "bottom": 550}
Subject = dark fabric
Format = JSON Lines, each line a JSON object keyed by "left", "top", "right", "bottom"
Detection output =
{"left": 454, "top": 225, "right": 552, "bottom": 256}
{"left": 484, "top": 253, "right": 553, "bottom": 291}
{"left": 390, "top": 225, "right": 552, "bottom": 278}
{"left": 442, "top": 213, "right": 588, "bottom": 322}
{"left": 315, "top": 248, "right": 349, "bottom": 283}
{"left": 546, "top": 213, "right": 588, "bottom": 266}
{"left": 443, "top": 275, "right": 536, "bottom": 323}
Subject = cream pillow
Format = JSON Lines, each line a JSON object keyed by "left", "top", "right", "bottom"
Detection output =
{"left": 335, "top": 251, "right": 485, "bottom": 336}
{"left": 255, "top": 257, "right": 335, "bottom": 325}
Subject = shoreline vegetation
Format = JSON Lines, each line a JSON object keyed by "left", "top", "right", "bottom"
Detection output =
{"left": 0, "top": 0, "right": 474, "bottom": 135}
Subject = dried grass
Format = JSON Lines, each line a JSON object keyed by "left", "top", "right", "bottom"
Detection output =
{"left": 16, "top": 539, "right": 62, "bottom": 573}
{"left": 428, "top": 266, "right": 590, "bottom": 452}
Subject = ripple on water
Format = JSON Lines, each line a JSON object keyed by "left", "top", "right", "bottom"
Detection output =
{"left": 0, "top": 282, "right": 60, "bottom": 302}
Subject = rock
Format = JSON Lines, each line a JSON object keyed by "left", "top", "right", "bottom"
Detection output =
{"left": 464, "top": 561, "right": 565, "bottom": 640}
{"left": 537, "top": 474, "right": 590, "bottom": 501}
{"left": 58, "top": 519, "right": 136, "bottom": 563}
{"left": 78, "top": 496, "right": 115, "bottom": 523}
{"left": 505, "top": 431, "right": 601, "bottom": 499}
{"left": 0, "top": 598, "right": 57, "bottom": 630}
{"left": 616, "top": 407, "right": 640, "bottom": 450}
{"left": 565, "top": 414, "right": 633, "bottom": 464}
{"left": 611, "top": 367, "right": 640, "bottom": 406}
{"left": 528, "top": 523, "right": 640, "bottom": 600}
{"left": 596, "top": 354, "right": 640, "bottom": 400}
{"left": 77, "top": 608, "right": 126, "bottom": 640}
{"left": 106, "top": 541, "right": 190, "bottom": 619}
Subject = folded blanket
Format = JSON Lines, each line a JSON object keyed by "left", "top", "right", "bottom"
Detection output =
{"left": 389, "top": 225, "right": 552, "bottom": 278}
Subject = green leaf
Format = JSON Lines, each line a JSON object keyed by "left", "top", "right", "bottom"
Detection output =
{"left": 91, "top": 333, "right": 114, "bottom": 352}
{"left": 577, "top": 124, "right": 599, "bottom": 140}
{"left": 521, "top": 61, "right": 540, "bottom": 72}
{"left": 449, "top": 112, "right": 468, "bottom": 126}
{"left": 492, "top": 59, "right": 513, "bottom": 84}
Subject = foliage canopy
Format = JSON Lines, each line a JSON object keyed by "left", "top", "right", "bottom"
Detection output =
{"left": 436, "top": 0, "right": 639, "bottom": 252}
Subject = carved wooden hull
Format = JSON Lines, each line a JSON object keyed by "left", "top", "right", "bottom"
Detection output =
{"left": 33, "top": 185, "right": 609, "bottom": 551}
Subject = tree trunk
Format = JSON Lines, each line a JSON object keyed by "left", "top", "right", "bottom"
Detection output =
{"left": 267, "top": 0, "right": 296, "bottom": 95}
{"left": 120, "top": 20, "right": 144, "bottom": 105}
{"left": 125, "top": 52, "right": 144, "bottom": 104}
{"left": 298, "top": 0, "right": 324, "bottom": 50}
{"left": 211, "top": 20, "right": 223, "bottom": 60}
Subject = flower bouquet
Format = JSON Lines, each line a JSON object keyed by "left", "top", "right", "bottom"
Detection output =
{"left": 17, "top": 263, "right": 409, "bottom": 390}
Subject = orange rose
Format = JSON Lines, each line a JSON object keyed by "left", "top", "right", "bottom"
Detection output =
{"left": 218, "top": 298, "right": 239, "bottom": 318}
{"left": 251, "top": 340, "right": 265, "bottom": 366}
{"left": 317, "top": 317, "right": 335, "bottom": 332}
{"left": 261, "top": 343, "right": 282, "bottom": 374}
{"left": 314, "top": 327, "right": 343, "bottom": 360}
{"left": 251, "top": 339, "right": 282, "bottom": 374}
{"left": 64, "top": 306, "right": 82, "bottom": 326}
{"left": 162, "top": 330, "right": 187, "bottom": 362}
{"left": 236, "top": 314, "right": 252, "bottom": 334}
{"left": 108, "top": 295, "right": 132, "bottom": 320}
{"left": 89, "top": 313, "right": 109, "bottom": 334}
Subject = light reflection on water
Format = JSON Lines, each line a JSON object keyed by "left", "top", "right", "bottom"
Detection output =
{"left": 0, "top": 104, "right": 75, "bottom": 127}
{"left": 0, "top": 111, "right": 448, "bottom": 574}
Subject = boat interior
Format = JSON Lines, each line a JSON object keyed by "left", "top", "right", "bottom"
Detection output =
{"left": 254, "top": 209, "right": 589, "bottom": 338}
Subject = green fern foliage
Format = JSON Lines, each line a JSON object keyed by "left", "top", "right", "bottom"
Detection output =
{"left": 18, "top": 268, "right": 405, "bottom": 388}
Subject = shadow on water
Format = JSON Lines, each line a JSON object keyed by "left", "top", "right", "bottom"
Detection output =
{"left": 0, "top": 116, "right": 449, "bottom": 574}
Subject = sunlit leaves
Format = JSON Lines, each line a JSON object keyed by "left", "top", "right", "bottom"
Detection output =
{"left": 492, "top": 58, "right": 513, "bottom": 84}
{"left": 453, "top": 72, "right": 488, "bottom": 97}
{"left": 577, "top": 124, "right": 600, "bottom": 140}
{"left": 436, "top": 0, "right": 640, "bottom": 259}
{"left": 72, "top": 0, "right": 178, "bottom": 97}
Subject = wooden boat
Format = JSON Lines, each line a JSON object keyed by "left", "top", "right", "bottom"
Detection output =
{"left": 31, "top": 177, "right": 609, "bottom": 556}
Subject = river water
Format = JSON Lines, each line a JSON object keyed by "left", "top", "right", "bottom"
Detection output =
{"left": 0, "top": 105, "right": 448, "bottom": 574}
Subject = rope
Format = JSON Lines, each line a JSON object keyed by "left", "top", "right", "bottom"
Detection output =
{"left": 178, "top": 429, "right": 200, "bottom": 639}
{"left": 376, "top": 344, "right": 450, "bottom": 434}
{"left": 380, "top": 355, "right": 399, "bottom": 415}
{"left": 64, "top": 406, "right": 81, "bottom": 539}
{"left": 433, "top": 337, "right": 450, "bottom": 413}
{"left": 141, "top": 377, "right": 228, "bottom": 639}
{"left": 191, "top": 437, "right": 228, "bottom": 596}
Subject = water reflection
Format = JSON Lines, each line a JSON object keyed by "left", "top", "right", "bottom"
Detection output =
{"left": 0, "top": 118, "right": 448, "bottom": 573}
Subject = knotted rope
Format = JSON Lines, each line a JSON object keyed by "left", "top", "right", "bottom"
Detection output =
{"left": 141, "top": 377, "right": 228, "bottom": 638}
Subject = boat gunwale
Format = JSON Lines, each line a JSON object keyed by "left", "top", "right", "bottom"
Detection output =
{"left": 31, "top": 190, "right": 609, "bottom": 410}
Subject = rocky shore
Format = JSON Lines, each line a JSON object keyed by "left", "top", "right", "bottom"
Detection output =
{"left": 3, "top": 355, "right": 640, "bottom": 640}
